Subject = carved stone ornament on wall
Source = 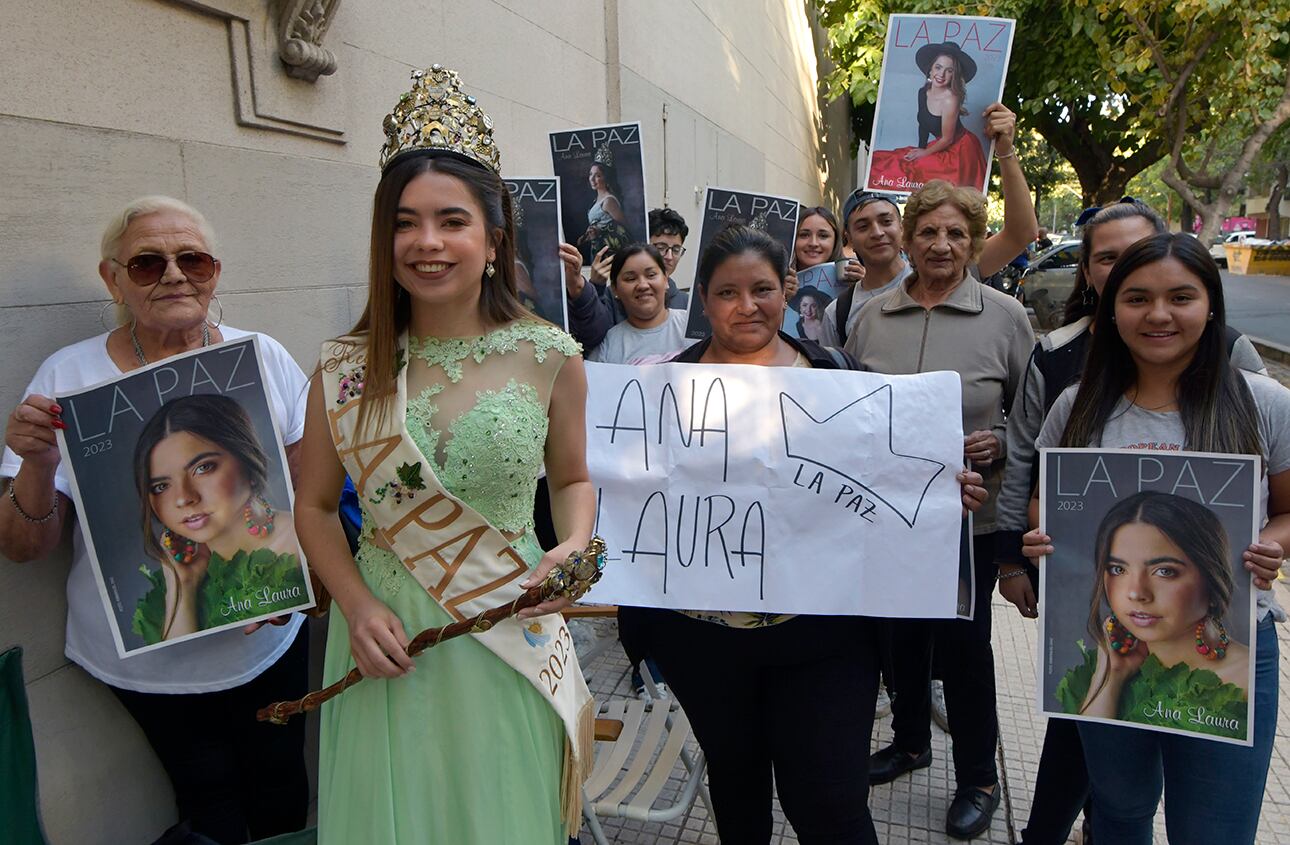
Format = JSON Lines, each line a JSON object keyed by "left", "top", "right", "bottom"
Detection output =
{"left": 166, "top": 0, "right": 345, "bottom": 144}
{"left": 278, "top": 0, "right": 342, "bottom": 82}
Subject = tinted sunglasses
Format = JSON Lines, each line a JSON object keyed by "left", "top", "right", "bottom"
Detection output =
{"left": 111, "top": 251, "right": 218, "bottom": 285}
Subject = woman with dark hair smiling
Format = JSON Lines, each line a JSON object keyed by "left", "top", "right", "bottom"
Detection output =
{"left": 1023, "top": 233, "right": 1290, "bottom": 843}
{"left": 588, "top": 243, "right": 695, "bottom": 364}
{"left": 995, "top": 200, "right": 1265, "bottom": 844}
{"left": 620, "top": 223, "right": 989, "bottom": 844}
{"left": 294, "top": 67, "right": 597, "bottom": 843}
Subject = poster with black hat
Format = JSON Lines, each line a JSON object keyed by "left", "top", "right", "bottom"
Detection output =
{"left": 683, "top": 187, "right": 800, "bottom": 339}
{"left": 784, "top": 264, "right": 841, "bottom": 342}
{"left": 549, "top": 123, "right": 648, "bottom": 266}
{"left": 864, "top": 14, "right": 1016, "bottom": 195}
{"left": 505, "top": 177, "right": 568, "bottom": 330}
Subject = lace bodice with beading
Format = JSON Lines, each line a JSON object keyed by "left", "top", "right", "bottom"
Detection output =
{"left": 360, "top": 321, "right": 580, "bottom": 543}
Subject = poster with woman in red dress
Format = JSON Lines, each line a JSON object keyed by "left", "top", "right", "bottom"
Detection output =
{"left": 865, "top": 14, "right": 1015, "bottom": 195}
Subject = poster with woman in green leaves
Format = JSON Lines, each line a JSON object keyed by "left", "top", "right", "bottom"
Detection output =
{"left": 1039, "top": 449, "right": 1259, "bottom": 745}
{"left": 55, "top": 338, "right": 314, "bottom": 657}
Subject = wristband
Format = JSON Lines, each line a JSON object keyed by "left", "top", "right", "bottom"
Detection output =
{"left": 996, "top": 566, "right": 1028, "bottom": 582}
{"left": 996, "top": 149, "right": 1018, "bottom": 160}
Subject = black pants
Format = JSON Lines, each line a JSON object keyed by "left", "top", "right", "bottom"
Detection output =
{"left": 110, "top": 626, "right": 310, "bottom": 844}
{"left": 628, "top": 606, "right": 880, "bottom": 845}
{"left": 889, "top": 531, "right": 998, "bottom": 789}
{"left": 1019, "top": 564, "right": 1092, "bottom": 844}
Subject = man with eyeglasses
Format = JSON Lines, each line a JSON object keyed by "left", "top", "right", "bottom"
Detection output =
{"left": 563, "top": 207, "right": 690, "bottom": 354}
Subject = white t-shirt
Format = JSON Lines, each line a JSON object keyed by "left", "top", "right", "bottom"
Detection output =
{"left": 1037, "top": 371, "right": 1290, "bottom": 622}
{"left": 588, "top": 309, "right": 696, "bottom": 364}
{"left": 1, "top": 328, "right": 308, "bottom": 693}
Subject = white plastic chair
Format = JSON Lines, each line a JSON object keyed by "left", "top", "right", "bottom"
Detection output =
{"left": 580, "top": 675, "right": 712, "bottom": 844}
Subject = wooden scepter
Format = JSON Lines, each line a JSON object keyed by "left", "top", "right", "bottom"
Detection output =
{"left": 257, "top": 537, "right": 607, "bottom": 725}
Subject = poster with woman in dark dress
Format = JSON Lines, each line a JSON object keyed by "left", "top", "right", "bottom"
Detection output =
{"left": 549, "top": 122, "right": 648, "bottom": 266}
{"left": 865, "top": 14, "right": 1016, "bottom": 194}
{"left": 505, "top": 177, "right": 568, "bottom": 331}
{"left": 683, "top": 187, "right": 800, "bottom": 339}
{"left": 1039, "top": 449, "right": 1259, "bottom": 745}
{"left": 54, "top": 339, "right": 314, "bottom": 657}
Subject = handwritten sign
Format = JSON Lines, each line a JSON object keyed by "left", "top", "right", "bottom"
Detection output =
{"left": 585, "top": 361, "right": 965, "bottom": 617}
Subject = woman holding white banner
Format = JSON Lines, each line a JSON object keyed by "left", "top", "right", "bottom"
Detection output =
{"left": 846, "top": 179, "right": 1034, "bottom": 839}
{"left": 1023, "top": 233, "right": 1290, "bottom": 844}
{"left": 621, "top": 223, "right": 989, "bottom": 844}
{"left": 0, "top": 195, "right": 310, "bottom": 843}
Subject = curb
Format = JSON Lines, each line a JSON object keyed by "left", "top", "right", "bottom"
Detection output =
{"left": 1252, "top": 337, "right": 1290, "bottom": 367}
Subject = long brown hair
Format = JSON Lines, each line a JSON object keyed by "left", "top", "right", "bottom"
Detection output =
{"left": 1058, "top": 233, "right": 1263, "bottom": 458}
{"left": 340, "top": 154, "right": 532, "bottom": 436}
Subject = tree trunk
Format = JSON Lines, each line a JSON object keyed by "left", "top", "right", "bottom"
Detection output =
{"left": 1031, "top": 111, "right": 1165, "bottom": 207}
{"left": 1268, "top": 163, "right": 1287, "bottom": 239}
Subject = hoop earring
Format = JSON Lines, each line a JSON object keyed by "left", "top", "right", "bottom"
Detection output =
{"left": 1195, "top": 615, "right": 1229, "bottom": 659}
{"left": 206, "top": 294, "right": 224, "bottom": 328}
{"left": 1104, "top": 613, "right": 1138, "bottom": 654}
{"left": 99, "top": 300, "right": 123, "bottom": 332}
{"left": 160, "top": 529, "right": 197, "bottom": 565}
{"left": 485, "top": 261, "right": 496, "bottom": 279}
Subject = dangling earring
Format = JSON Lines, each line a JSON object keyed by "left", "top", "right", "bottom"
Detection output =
{"left": 244, "top": 494, "right": 275, "bottom": 537}
{"left": 161, "top": 529, "right": 197, "bottom": 564}
{"left": 485, "top": 261, "right": 496, "bottom": 279}
{"left": 1081, "top": 286, "right": 1095, "bottom": 307}
{"left": 1195, "top": 615, "right": 1229, "bottom": 659}
{"left": 1104, "top": 614, "right": 1138, "bottom": 654}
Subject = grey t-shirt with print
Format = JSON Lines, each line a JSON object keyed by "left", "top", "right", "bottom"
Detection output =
{"left": 1037, "top": 371, "right": 1290, "bottom": 621}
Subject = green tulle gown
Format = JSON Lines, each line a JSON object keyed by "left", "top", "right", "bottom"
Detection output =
{"left": 318, "top": 323, "right": 582, "bottom": 844}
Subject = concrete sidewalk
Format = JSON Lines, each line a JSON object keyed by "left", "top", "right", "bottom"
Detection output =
{"left": 577, "top": 586, "right": 1290, "bottom": 844}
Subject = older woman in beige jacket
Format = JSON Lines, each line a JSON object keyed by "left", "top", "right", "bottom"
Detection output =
{"left": 845, "top": 179, "right": 1034, "bottom": 840}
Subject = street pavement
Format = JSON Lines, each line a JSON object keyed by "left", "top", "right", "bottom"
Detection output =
{"left": 1224, "top": 269, "right": 1290, "bottom": 349}
{"left": 578, "top": 359, "right": 1290, "bottom": 844}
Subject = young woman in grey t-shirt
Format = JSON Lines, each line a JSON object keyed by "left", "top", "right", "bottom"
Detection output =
{"left": 1022, "top": 233, "right": 1290, "bottom": 844}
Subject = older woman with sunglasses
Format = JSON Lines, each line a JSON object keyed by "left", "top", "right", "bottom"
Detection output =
{"left": 0, "top": 196, "right": 310, "bottom": 844}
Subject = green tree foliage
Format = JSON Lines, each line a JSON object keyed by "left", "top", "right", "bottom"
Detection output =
{"left": 814, "top": 1, "right": 1166, "bottom": 204}
{"left": 1079, "top": 0, "right": 1290, "bottom": 242}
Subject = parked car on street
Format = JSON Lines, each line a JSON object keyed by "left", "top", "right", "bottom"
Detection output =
{"left": 1211, "top": 231, "right": 1257, "bottom": 267}
{"left": 1015, "top": 240, "right": 1081, "bottom": 330}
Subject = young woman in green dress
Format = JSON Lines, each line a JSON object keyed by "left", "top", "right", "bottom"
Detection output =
{"left": 293, "top": 67, "right": 595, "bottom": 844}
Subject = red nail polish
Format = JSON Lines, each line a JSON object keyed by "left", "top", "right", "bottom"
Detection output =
{"left": 50, "top": 404, "right": 62, "bottom": 414}
{"left": 51, "top": 419, "right": 67, "bottom": 430}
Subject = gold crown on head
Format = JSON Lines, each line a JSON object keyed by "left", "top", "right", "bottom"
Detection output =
{"left": 592, "top": 143, "right": 614, "bottom": 168}
{"left": 379, "top": 65, "right": 500, "bottom": 173}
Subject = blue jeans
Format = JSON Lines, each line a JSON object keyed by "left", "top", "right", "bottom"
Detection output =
{"left": 1078, "top": 617, "right": 1279, "bottom": 845}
